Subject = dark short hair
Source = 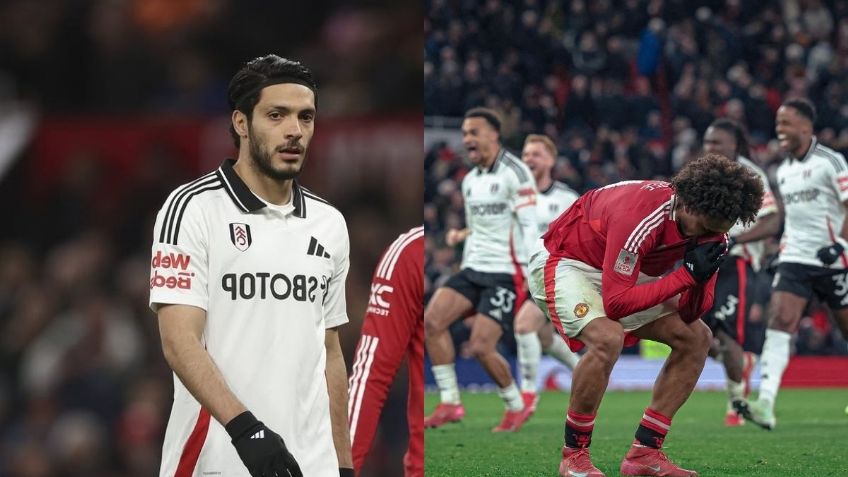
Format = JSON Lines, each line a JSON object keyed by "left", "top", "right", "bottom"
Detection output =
{"left": 672, "top": 153, "right": 763, "bottom": 225}
{"left": 227, "top": 55, "right": 318, "bottom": 147}
{"left": 782, "top": 97, "right": 817, "bottom": 125}
{"left": 708, "top": 118, "right": 751, "bottom": 159}
{"left": 464, "top": 107, "right": 501, "bottom": 134}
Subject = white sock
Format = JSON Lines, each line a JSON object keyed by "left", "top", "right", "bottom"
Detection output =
{"left": 758, "top": 329, "right": 792, "bottom": 407}
{"left": 516, "top": 332, "right": 542, "bottom": 393}
{"left": 498, "top": 381, "right": 524, "bottom": 411}
{"left": 432, "top": 363, "right": 461, "bottom": 405}
{"left": 726, "top": 378, "right": 744, "bottom": 404}
{"left": 544, "top": 337, "right": 580, "bottom": 371}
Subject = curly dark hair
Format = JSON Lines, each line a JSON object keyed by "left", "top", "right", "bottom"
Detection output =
{"left": 671, "top": 153, "right": 764, "bottom": 225}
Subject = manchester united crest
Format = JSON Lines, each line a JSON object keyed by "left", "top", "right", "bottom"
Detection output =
{"left": 574, "top": 303, "right": 589, "bottom": 318}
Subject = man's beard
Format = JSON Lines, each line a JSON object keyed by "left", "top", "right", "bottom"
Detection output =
{"left": 248, "top": 126, "right": 303, "bottom": 181}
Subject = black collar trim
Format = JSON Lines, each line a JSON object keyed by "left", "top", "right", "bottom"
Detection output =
{"left": 218, "top": 159, "right": 306, "bottom": 217}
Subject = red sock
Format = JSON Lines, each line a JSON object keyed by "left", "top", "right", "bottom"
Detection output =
{"left": 635, "top": 408, "right": 671, "bottom": 448}
{"left": 564, "top": 409, "right": 595, "bottom": 448}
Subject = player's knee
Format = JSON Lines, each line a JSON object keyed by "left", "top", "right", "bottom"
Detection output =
{"left": 424, "top": 310, "right": 445, "bottom": 336}
{"left": 691, "top": 321, "right": 713, "bottom": 355}
{"left": 514, "top": 319, "right": 532, "bottom": 335}
{"left": 589, "top": 327, "right": 624, "bottom": 364}
{"left": 667, "top": 320, "right": 711, "bottom": 356}
{"left": 467, "top": 337, "right": 496, "bottom": 359}
{"left": 769, "top": 310, "right": 796, "bottom": 332}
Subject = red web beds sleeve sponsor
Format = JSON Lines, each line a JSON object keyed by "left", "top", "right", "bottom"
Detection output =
{"left": 348, "top": 228, "right": 424, "bottom": 476}
{"left": 149, "top": 197, "right": 209, "bottom": 312}
{"left": 600, "top": 199, "right": 695, "bottom": 320}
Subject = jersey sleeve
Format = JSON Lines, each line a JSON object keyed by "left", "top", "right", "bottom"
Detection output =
{"left": 149, "top": 195, "right": 209, "bottom": 312}
{"left": 509, "top": 164, "right": 540, "bottom": 259}
{"left": 324, "top": 216, "right": 351, "bottom": 329}
{"left": 826, "top": 150, "right": 848, "bottom": 203}
{"left": 600, "top": 202, "right": 696, "bottom": 320}
{"left": 677, "top": 272, "right": 718, "bottom": 323}
{"left": 757, "top": 171, "right": 778, "bottom": 218}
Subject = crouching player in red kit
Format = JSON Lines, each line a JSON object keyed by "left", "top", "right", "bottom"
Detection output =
{"left": 527, "top": 155, "right": 763, "bottom": 477}
{"left": 348, "top": 226, "right": 424, "bottom": 476}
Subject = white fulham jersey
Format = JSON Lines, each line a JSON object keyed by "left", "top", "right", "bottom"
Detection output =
{"left": 536, "top": 181, "right": 579, "bottom": 236}
{"left": 776, "top": 137, "right": 848, "bottom": 267}
{"left": 461, "top": 148, "right": 538, "bottom": 274}
{"left": 149, "top": 159, "right": 349, "bottom": 477}
{"left": 727, "top": 156, "right": 778, "bottom": 271}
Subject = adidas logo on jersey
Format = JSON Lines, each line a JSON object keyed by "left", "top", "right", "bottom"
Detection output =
{"left": 307, "top": 236, "right": 331, "bottom": 258}
{"left": 250, "top": 430, "right": 265, "bottom": 439}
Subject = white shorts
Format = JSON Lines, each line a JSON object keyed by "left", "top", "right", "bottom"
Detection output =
{"left": 527, "top": 244, "right": 678, "bottom": 342}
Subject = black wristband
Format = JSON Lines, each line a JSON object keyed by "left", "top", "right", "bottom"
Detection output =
{"left": 225, "top": 411, "right": 260, "bottom": 440}
{"left": 340, "top": 468, "right": 355, "bottom": 477}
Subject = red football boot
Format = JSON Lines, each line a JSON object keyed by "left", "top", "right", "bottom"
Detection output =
{"left": 424, "top": 403, "right": 465, "bottom": 429}
{"left": 491, "top": 407, "right": 531, "bottom": 432}
{"left": 559, "top": 446, "right": 605, "bottom": 477}
{"left": 620, "top": 442, "right": 698, "bottom": 476}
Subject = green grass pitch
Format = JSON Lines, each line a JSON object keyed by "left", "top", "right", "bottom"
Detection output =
{"left": 425, "top": 390, "right": 848, "bottom": 476}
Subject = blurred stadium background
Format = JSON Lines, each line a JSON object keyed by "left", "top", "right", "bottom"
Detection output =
{"left": 424, "top": 0, "right": 848, "bottom": 403}
{"left": 0, "top": 1, "right": 420, "bottom": 476}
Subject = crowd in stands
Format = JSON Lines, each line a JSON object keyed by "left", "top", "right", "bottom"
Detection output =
{"left": 425, "top": 0, "right": 848, "bottom": 357}
{"left": 0, "top": 0, "right": 419, "bottom": 116}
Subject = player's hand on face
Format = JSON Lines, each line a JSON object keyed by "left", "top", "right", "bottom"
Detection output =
{"left": 682, "top": 240, "right": 727, "bottom": 282}
{"left": 226, "top": 411, "right": 303, "bottom": 477}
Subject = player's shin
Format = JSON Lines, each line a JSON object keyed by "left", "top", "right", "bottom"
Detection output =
{"left": 497, "top": 381, "right": 524, "bottom": 411}
{"left": 516, "top": 332, "right": 542, "bottom": 393}
{"left": 432, "top": 363, "right": 461, "bottom": 404}
{"left": 758, "top": 329, "right": 791, "bottom": 407}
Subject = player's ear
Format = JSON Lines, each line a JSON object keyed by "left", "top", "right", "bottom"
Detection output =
{"left": 232, "top": 110, "right": 249, "bottom": 141}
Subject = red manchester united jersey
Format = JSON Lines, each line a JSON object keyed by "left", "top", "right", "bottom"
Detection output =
{"left": 349, "top": 226, "right": 424, "bottom": 477}
{"left": 543, "top": 181, "right": 722, "bottom": 322}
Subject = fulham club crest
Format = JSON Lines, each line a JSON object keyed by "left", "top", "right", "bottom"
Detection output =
{"left": 229, "top": 223, "right": 252, "bottom": 251}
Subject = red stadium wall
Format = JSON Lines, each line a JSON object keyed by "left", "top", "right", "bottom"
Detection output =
{"left": 782, "top": 356, "right": 848, "bottom": 388}
{"left": 25, "top": 115, "right": 421, "bottom": 200}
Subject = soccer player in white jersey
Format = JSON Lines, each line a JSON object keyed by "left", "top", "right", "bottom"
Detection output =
{"left": 149, "top": 55, "right": 354, "bottom": 477}
{"left": 424, "top": 107, "right": 539, "bottom": 432}
{"left": 700, "top": 119, "right": 780, "bottom": 426}
{"left": 747, "top": 98, "right": 848, "bottom": 430}
{"left": 513, "top": 134, "right": 581, "bottom": 414}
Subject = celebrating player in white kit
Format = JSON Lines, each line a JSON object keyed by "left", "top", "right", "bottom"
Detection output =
{"left": 513, "top": 134, "right": 581, "bottom": 414}
{"left": 425, "top": 107, "right": 539, "bottom": 432}
{"left": 747, "top": 98, "right": 848, "bottom": 430}
{"left": 699, "top": 119, "right": 780, "bottom": 426}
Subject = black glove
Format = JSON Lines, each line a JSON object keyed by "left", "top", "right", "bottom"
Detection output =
{"left": 340, "top": 468, "right": 355, "bottom": 477}
{"left": 683, "top": 241, "right": 727, "bottom": 282}
{"left": 816, "top": 243, "right": 844, "bottom": 265}
{"left": 226, "top": 411, "right": 303, "bottom": 477}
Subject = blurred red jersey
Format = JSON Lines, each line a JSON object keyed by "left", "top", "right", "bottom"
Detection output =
{"left": 543, "top": 181, "right": 721, "bottom": 322}
{"left": 348, "top": 226, "right": 423, "bottom": 477}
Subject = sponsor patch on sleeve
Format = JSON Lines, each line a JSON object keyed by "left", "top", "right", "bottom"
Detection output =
{"left": 614, "top": 249, "right": 638, "bottom": 276}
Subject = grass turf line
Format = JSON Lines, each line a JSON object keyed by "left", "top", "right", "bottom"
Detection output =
{"left": 424, "top": 389, "right": 848, "bottom": 476}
